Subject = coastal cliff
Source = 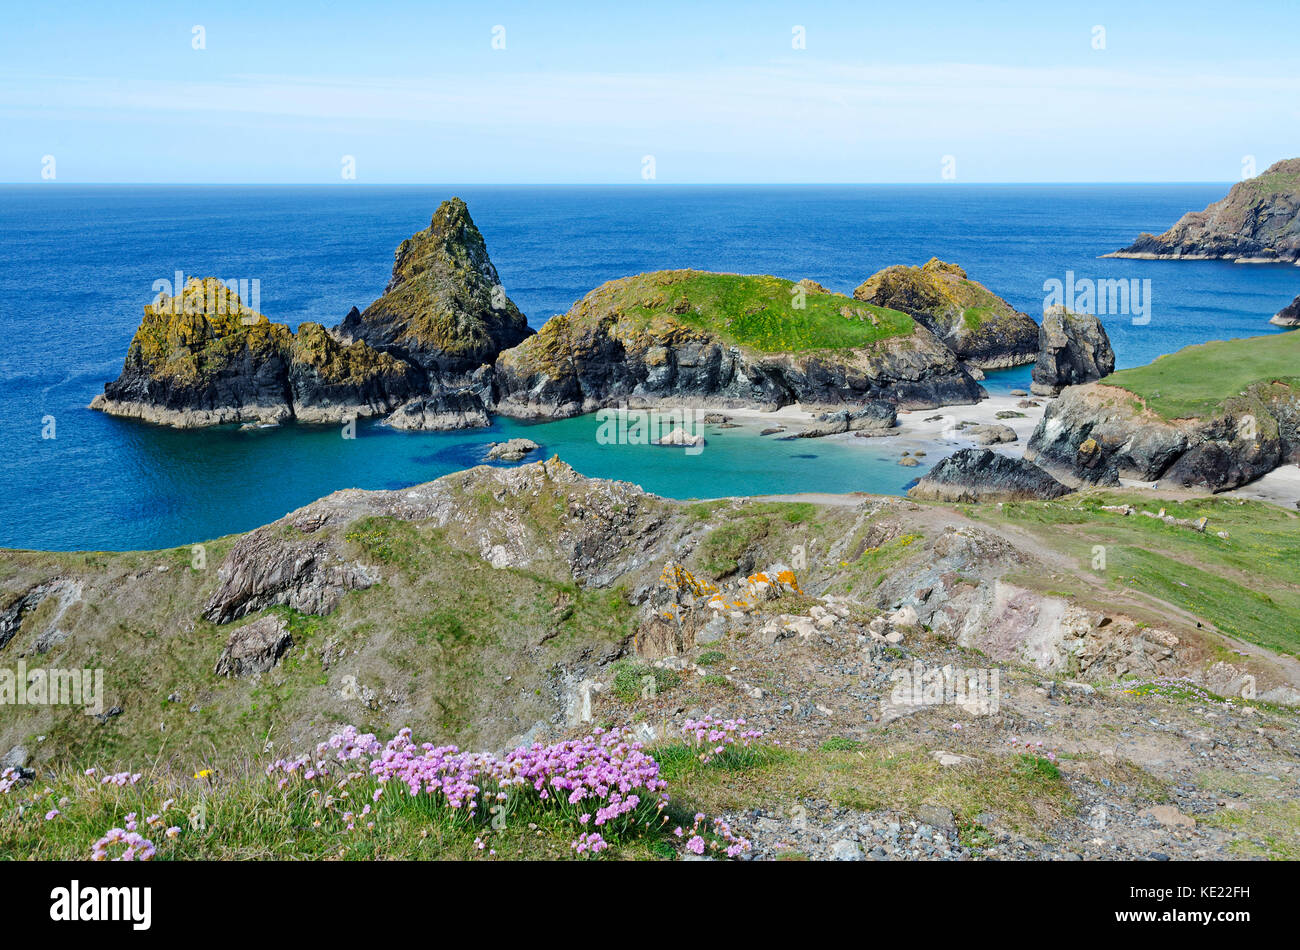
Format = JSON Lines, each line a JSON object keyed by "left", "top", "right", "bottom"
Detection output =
{"left": 1272, "top": 294, "right": 1300, "bottom": 327}
{"left": 853, "top": 258, "right": 1040, "bottom": 369}
{"left": 1025, "top": 333, "right": 1300, "bottom": 491}
{"left": 491, "top": 270, "right": 986, "bottom": 419}
{"left": 1107, "top": 158, "right": 1300, "bottom": 264}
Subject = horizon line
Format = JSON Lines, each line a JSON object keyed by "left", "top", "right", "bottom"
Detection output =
{"left": 0, "top": 180, "right": 1236, "bottom": 187}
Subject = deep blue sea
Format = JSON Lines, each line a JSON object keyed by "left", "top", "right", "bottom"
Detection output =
{"left": 1, "top": 185, "right": 1296, "bottom": 551}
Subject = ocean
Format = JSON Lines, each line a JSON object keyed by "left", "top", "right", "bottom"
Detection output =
{"left": 0, "top": 184, "right": 1295, "bottom": 551}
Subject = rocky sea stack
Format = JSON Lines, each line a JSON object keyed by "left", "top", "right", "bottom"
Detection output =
{"left": 1031, "top": 306, "right": 1115, "bottom": 397}
{"left": 93, "top": 199, "right": 530, "bottom": 430}
{"left": 908, "top": 448, "right": 1070, "bottom": 503}
{"left": 492, "top": 269, "right": 985, "bottom": 418}
{"left": 336, "top": 197, "right": 532, "bottom": 376}
{"left": 854, "top": 258, "right": 1040, "bottom": 370}
{"left": 1107, "top": 158, "right": 1300, "bottom": 264}
{"left": 91, "top": 278, "right": 421, "bottom": 427}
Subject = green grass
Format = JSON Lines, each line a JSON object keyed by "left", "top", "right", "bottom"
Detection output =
{"left": 1205, "top": 801, "right": 1300, "bottom": 860}
{"left": 610, "top": 662, "right": 681, "bottom": 702}
{"left": 998, "top": 492, "right": 1300, "bottom": 656}
{"left": 579, "top": 270, "right": 917, "bottom": 353}
{"left": 1105, "top": 332, "right": 1300, "bottom": 419}
{"left": 343, "top": 516, "right": 423, "bottom": 573}
{"left": 697, "top": 516, "right": 769, "bottom": 577}
{"left": 663, "top": 743, "right": 1075, "bottom": 840}
{"left": 962, "top": 305, "right": 994, "bottom": 330}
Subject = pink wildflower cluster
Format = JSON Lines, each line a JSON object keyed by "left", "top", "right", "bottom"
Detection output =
{"left": 682, "top": 716, "right": 763, "bottom": 764}
{"left": 366, "top": 726, "right": 668, "bottom": 836}
{"left": 263, "top": 724, "right": 754, "bottom": 858}
{"left": 266, "top": 725, "right": 387, "bottom": 788}
{"left": 99, "top": 771, "right": 143, "bottom": 787}
{"left": 678, "top": 810, "right": 752, "bottom": 858}
{"left": 571, "top": 831, "right": 608, "bottom": 855}
{"left": 90, "top": 828, "right": 156, "bottom": 861}
{"left": 0, "top": 768, "right": 19, "bottom": 794}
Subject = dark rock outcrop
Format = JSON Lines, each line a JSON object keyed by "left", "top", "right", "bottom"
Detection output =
{"left": 1031, "top": 306, "right": 1115, "bottom": 396}
{"left": 854, "top": 259, "right": 1040, "bottom": 369}
{"left": 1025, "top": 382, "right": 1300, "bottom": 492}
{"left": 1108, "top": 158, "right": 1300, "bottom": 263}
{"left": 92, "top": 278, "right": 297, "bottom": 427}
{"left": 214, "top": 616, "right": 293, "bottom": 677}
{"left": 385, "top": 363, "right": 495, "bottom": 430}
{"left": 204, "top": 532, "right": 380, "bottom": 624}
{"left": 1272, "top": 295, "right": 1300, "bottom": 328}
{"left": 386, "top": 387, "right": 492, "bottom": 430}
{"left": 909, "top": 449, "right": 1070, "bottom": 503}
{"left": 289, "top": 321, "right": 423, "bottom": 422}
{"left": 336, "top": 197, "right": 533, "bottom": 376}
{"left": 94, "top": 200, "right": 532, "bottom": 430}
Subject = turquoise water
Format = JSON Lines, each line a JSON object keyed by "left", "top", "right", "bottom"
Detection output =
{"left": 2, "top": 184, "right": 1295, "bottom": 550}
{"left": 79, "top": 411, "right": 917, "bottom": 551}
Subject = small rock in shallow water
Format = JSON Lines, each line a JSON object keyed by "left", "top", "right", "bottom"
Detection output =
{"left": 485, "top": 438, "right": 540, "bottom": 461}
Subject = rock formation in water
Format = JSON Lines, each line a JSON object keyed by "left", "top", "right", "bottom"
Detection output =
{"left": 91, "top": 278, "right": 420, "bottom": 427}
{"left": 1107, "top": 158, "right": 1300, "bottom": 264}
{"left": 491, "top": 270, "right": 985, "bottom": 419}
{"left": 1272, "top": 294, "right": 1300, "bottom": 327}
{"left": 336, "top": 197, "right": 533, "bottom": 377}
{"left": 908, "top": 448, "right": 1070, "bottom": 502}
{"left": 853, "top": 258, "right": 1040, "bottom": 369}
{"left": 93, "top": 199, "right": 530, "bottom": 430}
{"left": 96, "top": 206, "right": 1030, "bottom": 432}
{"left": 1030, "top": 306, "right": 1116, "bottom": 396}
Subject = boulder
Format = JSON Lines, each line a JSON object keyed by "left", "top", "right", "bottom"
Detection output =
{"left": 485, "top": 438, "right": 540, "bottom": 461}
{"left": 214, "top": 616, "right": 293, "bottom": 677}
{"left": 964, "top": 423, "right": 1018, "bottom": 445}
{"left": 908, "top": 448, "right": 1071, "bottom": 503}
{"left": 1030, "top": 306, "right": 1116, "bottom": 396}
{"left": 791, "top": 402, "right": 897, "bottom": 439}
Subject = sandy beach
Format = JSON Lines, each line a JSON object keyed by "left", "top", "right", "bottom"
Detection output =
{"left": 718, "top": 391, "right": 1051, "bottom": 464}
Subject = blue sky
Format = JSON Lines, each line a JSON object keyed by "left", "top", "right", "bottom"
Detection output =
{"left": 2, "top": 0, "right": 1298, "bottom": 183}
